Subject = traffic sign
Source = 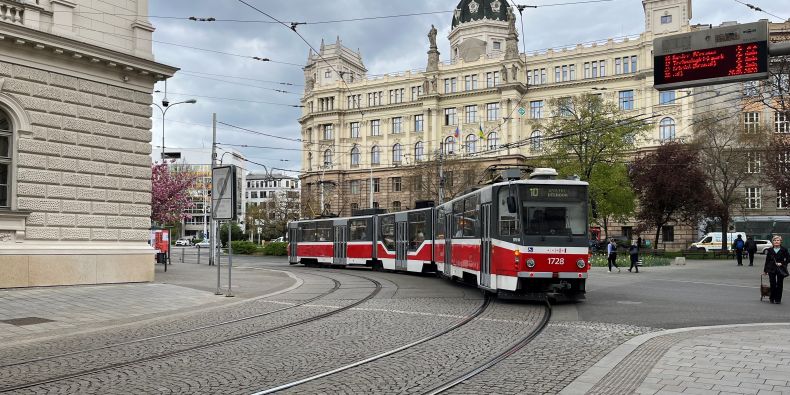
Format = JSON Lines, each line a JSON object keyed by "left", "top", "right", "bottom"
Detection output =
{"left": 653, "top": 21, "right": 769, "bottom": 91}
{"left": 211, "top": 165, "right": 237, "bottom": 220}
{"left": 518, "top": 107, "right": 526, "bottom": 116}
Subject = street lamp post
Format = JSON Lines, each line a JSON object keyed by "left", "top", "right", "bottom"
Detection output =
{"left": 151, "top": 99, "right": 197, "bottom": 161}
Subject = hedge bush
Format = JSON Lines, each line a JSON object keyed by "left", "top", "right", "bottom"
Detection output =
{"left": 263, "top": 242, "right": 288, "bottom": 256}
{"left": 230, "top": 240, "right": 258, "bottom": 255}
{"left": 589, "top": 254, "right": 671, "bottom": 267}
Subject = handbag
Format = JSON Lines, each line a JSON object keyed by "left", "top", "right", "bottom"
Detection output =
{"left": 779, "top": 265, "right": 790, "bottom": 278}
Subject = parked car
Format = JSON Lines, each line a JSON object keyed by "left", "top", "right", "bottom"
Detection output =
{"left": 756, "top": 239, "right": 772, "bottom": 254}
{"left": 175, "top": 238, "right": 192, "bottom": 246}
{"left": 195, "top": 240, "right": 210, "bottom": 248}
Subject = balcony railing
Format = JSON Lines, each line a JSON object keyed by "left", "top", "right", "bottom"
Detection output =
{"left": 0, "top": 1, "right": 24, "bottom": 25}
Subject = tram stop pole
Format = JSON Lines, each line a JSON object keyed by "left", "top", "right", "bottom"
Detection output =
{"left": 226, "top": 220, "right": 234, "bottom": 297}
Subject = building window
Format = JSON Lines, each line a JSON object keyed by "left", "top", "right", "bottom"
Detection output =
{"left": 414, "top": 114, "right": 424, "bottom": 132}
{"left": 615, "top": 57, "right": 622, "bottom": 74}
{"left": 747, "top": 152, "right": 761, "bottom": 174}
{"left": 373, "top": 178, "right": 380, "bottom": 193}
{"left": 350, "top": 203, "right": 359, "bottom": 212}
{"left": 411, "top": 85, "right": 424, "bottom": 100}
{"left": 661, "top": 226, "right": 675, "bottom": 242}
{"left": 486, "top": 71, "right": 501, "bottom": 87}
{"left": 493, "top": 41, "right": 501, "bottom": 50}
{"left": 631, "top": 56, "right": 637, "bottom": 73}
{"left": 322, "top": 124, "right": 333, "bottom": 140}
{"left": 744, "top": 112, "right": 760, "bottom": 133}
{"left": 371, "top": 119, "right": 381, "bottom": 136}
{"left": 444, "top": 108, "right": 457, "bottom": 125}
{"left": 530, "top": 100, "right": 543, "bottom": 119}
{"left": 562, "top": 65, "right": 568, "bottom": 81}
{"left": 778, "top": 189, "right": 789, "bottom": 209}
{"left": 350, "top": 122, "right": 360, "bottom": 138}
{"left": 599, "top": 60, "right": 606, "bottom": 77}
{"left": 392, "top": 117, "right": 402, "bottom": 134}
{"left": 444, "top": 136, "right": 456, "bottom": 155}
{"left": 373, "top": 201, "right": 379, "bottom": 208}
{"left": 776, "top": 111, "right": 789, "bottom": 133}
{"left": 465, "top": 134, "right": 477, "bottom": 154}
{"left": 444, "top": 77, "right": 457, "bottom": 93}
{"left": 350, "top": 180, "right": 360, "bottom": 194}
{"left": 659, "top": 91, "right": 676, "bottom": 105}
{"left": 465, "top": 105, "right": 477, "bottom": 124}
{"left": 392, "top": 177, "right": 402, "bottom": 192}
{"left": 555, "top": 66, "right": 561, "bottom": 82}
{"left": 584, "top": 62, "right": 591, "bottom": 79}
{"left": 487, "top": 132, "right": 499, "bottom": 150}
{"left": 350, "top": 146, "right": 360, "bottom": 166}
{"left": 592, "top": 61, "right": 598, "bottom": 78}
{"left": 486, "top": 103, "right": 499, "bottom": 121}
{"left": 392, "top": 201, "right": 401, "bottom": 211}
{"left": 392, "top": 143, "right": 402, "bottom": 164}
{"left": 0, "top": 110, "right": 11, "bottom": 208}
{"left": 368, "top": 91, "right": 382, "bottom": 106}
{"left": 660, "top": 14, "right": 672, "bottom": 24}
{"left": 659, "top": 117, "right": 676, "bottom": 142}
{"left": 371, "top": 146, "right": 380, "bottom": 165}
{"left": 619, "top": 90, "right": 634, "bottom": 110}
{"left": 415, "top": 141, "right": 425, "bottom": 161}
{"left": 389, "top": 88, "right": 404, "bottom": 104}
{"left": 324, "top": 70, "right": 331, "bottom": 78}
{"left": 558, "top": 97, "right": 573, "bottom": 117}
{"left": 747, "top": 187, "right": 762, "bottom": 209}
{"left": 530, "top": 130, "right": 542, "bottom": 151}
{"left": 323, "top": 149, "right": 333, "bottom": 167}
{"left": 464, "top": 74, "right": 478, "bottom": 90}
{"left": 569, "top": 64, "right": 576, "bottom": 80}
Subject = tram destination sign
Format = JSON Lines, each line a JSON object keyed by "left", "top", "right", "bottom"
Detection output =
{"left": 653, "top": 21, "right": 768, "bottom": 91}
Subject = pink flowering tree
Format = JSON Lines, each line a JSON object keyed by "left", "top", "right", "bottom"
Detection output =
{"left": 151, "top": 162, "right": 196, "bottom": 226}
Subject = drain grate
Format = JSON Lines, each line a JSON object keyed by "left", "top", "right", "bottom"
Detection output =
{"left": 0, "top": 317, "right": 55, "bottom": 326}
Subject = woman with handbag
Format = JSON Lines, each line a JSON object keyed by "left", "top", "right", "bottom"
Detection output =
{"left": 763, "top": 235, "right": 789, "bottom": 304}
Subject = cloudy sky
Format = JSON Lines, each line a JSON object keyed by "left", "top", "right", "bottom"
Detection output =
{"left": 148, "top": 0, "right": 786, "bottom": 175}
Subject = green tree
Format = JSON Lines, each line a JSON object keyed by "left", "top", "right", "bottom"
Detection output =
{"left": 533, "top": 93, "right": 648, "bottom": 231}
{"left": 219, "top": 222, "right": 244, "bottom": 247}
{"left": 588, "top": 163, "right": 635, "bottom": 238}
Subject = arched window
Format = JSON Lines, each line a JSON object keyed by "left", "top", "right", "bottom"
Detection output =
{"left": 659, "top": 117, "right": 676, "bottom": 142}
{"left": 444, "top": 136, "right": 456, "bottom": 155}
{"left": 530, "top": 130, "right": 542, "bottom": 151}
{"left": 487, "top": 132, "right": 499, "bottom": 150}
{"left": 414, "top": 141, "right": 424, "bottom": 162}
{"left": 371, "top": 145, "right": 381, "bottom": 165}
{"left": 323, "top": 149, "right": 333, "bottom": 167}
{"left": 392, "top": 143, "right": 402, "bottom": 164}
{"left": 465, "top": 134, "right": 477, "bottom": 154}
{"left": 0, "top": 109, "right": 11, "bottom": 207}
{"left": 350, "top": 146, "right": 360, "bottom": 166}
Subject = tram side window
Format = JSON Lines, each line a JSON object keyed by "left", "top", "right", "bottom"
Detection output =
{"left": 300, "top": 223, "right": 316, "bottom": 242}
{"left": 380, "top": 215, "right": 395, "bottom": 250}
{"left": 464, "top": 195, "right": 480, "bottom": 238}
{"left": 349, "top": 219, "right": 369, "bottom": 241}
{"left": 452, "top": 200, "right": 465, "bottom": 237}
{"left": 408, "top": 212, "right": 426, "bottom": 251}
{"left": 315, "top": 221, "right": 332, "bottom": 241}
{"left": 498, "top": 188, "right": 520, "bottom": 236}
{"left": 436, "top": 207, "right": 446, "bottom": 240}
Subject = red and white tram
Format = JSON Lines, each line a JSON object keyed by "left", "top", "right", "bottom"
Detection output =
{"left": 287, "top": 169, "right": 590, "bottom": 299}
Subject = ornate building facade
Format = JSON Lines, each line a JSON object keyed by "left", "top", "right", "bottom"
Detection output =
{"left": 0, "top": 0, "right": 175, "bottom": 287}
{"left": 299, "top": 0, "right": 788, "bottom": 249}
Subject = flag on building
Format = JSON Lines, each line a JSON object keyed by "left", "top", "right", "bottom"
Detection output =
{"left": 478, "top": 123, "right": 485, "bottom": 140}
{"left": 454, "top": 126, "right": 460, "bottom": 139}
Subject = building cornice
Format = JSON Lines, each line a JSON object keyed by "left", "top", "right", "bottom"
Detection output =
{"left": 0, "top": 21, "right": 177, "bottom": 80}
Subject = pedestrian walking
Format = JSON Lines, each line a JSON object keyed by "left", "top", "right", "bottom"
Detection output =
{"left": 764, "top": 235, "right": 789, "bottom": 304}
{"left": 628, "top": 243, "right": 639, "bottom": 273}
{"left": 607, "top": 239, "right": 620, "bottom": 273}
{"left": 732, "top": 234, "right": 745, "bottom": 266}
{"left": 744, "top": 236, "right": 757, "bottom": 266}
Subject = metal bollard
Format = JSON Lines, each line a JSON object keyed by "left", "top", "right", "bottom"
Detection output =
{"left": 197, "top": 246, "right": 201, "bottom": 265}
{"left": 181, "top": 247, "right": 185, "bottom": 263}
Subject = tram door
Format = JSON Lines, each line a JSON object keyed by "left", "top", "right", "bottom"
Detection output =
{"left": 333, "top": 225, "right": 347, "bottom": 266}
{"left": 288, "top": 227, "right": 298, "bottom": 264}
{"left": 444, "top": 212, "right": 452, "bottom": 276}
{"left": 480, "top": 203, "right": 492, "bottom": 288}
{"left": 395, "top": 221, "right": 408, "bottom": 271}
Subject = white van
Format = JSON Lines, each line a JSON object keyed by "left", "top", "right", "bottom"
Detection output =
{"left": 689, "top": 232, "right": 747, "bottom": 251}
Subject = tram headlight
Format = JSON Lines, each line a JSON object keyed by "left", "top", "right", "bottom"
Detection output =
{"left": 576, "top": 259, "right": 586, "bottom": 269}
{"left": 526, "top": 258, "right": 536, "bottom": 268}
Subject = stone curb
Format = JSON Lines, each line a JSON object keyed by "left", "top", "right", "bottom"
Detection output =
{"left": 0, "top": 267, "right": 303, "bottom": 348}
{"left": 558, "top": 322, "right": 790, "bottom": 395}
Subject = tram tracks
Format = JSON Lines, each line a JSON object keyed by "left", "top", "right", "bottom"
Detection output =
{"left": 0, "top": 270, "right": 383, "bottom": 393}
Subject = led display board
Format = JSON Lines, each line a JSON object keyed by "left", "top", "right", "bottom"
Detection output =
{"left": 653, "top": 21, "right": 769, "bottom": 90}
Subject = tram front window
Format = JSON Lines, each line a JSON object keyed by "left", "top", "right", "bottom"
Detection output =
{"left": 521, "top": 185, "right": 587, "bottom": 237}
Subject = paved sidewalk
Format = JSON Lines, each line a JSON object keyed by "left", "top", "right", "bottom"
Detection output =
{"left": 0, "top": 260, "right": 298, "bottom": 344}
{"left": 561, "top": 323, "right": 790, "bottom": 395}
